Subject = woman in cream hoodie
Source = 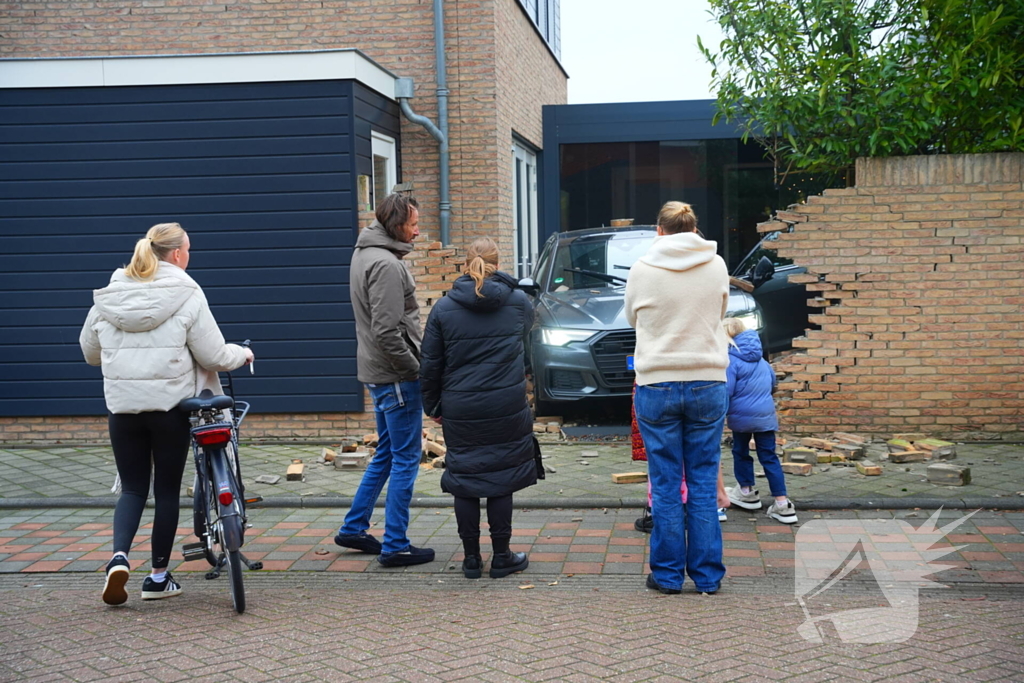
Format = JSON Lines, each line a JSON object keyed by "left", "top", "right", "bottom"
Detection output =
{"left": 80, "top": 223, "right": 252, "bottom": 605}
{"left": 625, "top": 201, "right": 730, "bottom": 596}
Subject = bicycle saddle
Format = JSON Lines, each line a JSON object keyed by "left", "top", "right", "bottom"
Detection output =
{"left": 178, "top": 389, "right": 234, "bottom": 413}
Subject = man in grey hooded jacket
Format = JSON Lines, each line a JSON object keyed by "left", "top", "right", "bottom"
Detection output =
{"left": 335, "top": 194, "right": 434, "bottom": 567}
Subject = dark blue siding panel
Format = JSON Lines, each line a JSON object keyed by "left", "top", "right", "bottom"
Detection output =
{"left": 352, "top": 83, "right": 402, "bottom": 182}
{"left": 0, "top": 79, "right": 373, "bottom": 416}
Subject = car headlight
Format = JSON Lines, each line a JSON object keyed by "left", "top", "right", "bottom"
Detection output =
{"left": 540, "top": 328, "right": 596, "bottom": 346}
{"left": 734, "top": 311, "right": 763, "bottom": 331}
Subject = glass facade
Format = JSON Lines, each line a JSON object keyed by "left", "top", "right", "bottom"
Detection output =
{"left": 558, "top": 139, "right": 831, "bottom": 269}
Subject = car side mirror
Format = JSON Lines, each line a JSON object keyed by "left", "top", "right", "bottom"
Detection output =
{"left": 518, "top": 277, "right": 540, "bottom": 296}
{"left": 751, "top": 256, "right": 775, "bottom": 288}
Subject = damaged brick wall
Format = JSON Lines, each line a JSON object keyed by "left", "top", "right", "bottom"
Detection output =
{"left": 766, "top": 153, "right": 1024, "bottom": 440}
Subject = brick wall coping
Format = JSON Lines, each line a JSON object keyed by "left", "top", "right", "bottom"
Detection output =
{"left": 0, "top": 48, "right": 398, "bottom": 99}
{"left": 857, "top": 153, "right": 1024, "bottom": 187}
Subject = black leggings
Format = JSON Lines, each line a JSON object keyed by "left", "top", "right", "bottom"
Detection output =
{"left": 109, "top": 410, "right": 191, "bottom": 569}
{"left": 453, "top": 494, "right": 513, "bottom": 556}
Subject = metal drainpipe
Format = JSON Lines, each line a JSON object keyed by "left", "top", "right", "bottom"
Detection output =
{"left": 394, "top": 0, "right": 451, "bottom": 245}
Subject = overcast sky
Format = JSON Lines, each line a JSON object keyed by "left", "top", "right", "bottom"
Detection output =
{"left": 561, "top": 0, "right": 725, "bottom": 104}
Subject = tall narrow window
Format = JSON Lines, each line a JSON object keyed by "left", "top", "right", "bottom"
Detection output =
{"left": 513, "top": 140, "right": 540, "bottom": 279}
{"left": 371, "top": 131, "right": 397, "bottom": 206}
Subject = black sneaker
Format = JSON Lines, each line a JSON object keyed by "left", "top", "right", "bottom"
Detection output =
{"left": 462, "top": 554, "right": 483, "bottom": 579}
{"left": 377, "top": 545, "right": 435, "bottom": 567}
{"left": 489, "top": 551, "right": 529, "bottom": 578}
{"left": 141, "top": 573, "right": 183, "bottom": 600}
{"left": 102, "top": 555, "right": 130, "bottom": 606}
{"left": 645, "top": 573, "right": 681, "bottom": 595}
{"left": 634, "top": 507, "right": 653, "bottom": 533}
{"left": 334, "top": 532, "right": 382, "bottom": 554}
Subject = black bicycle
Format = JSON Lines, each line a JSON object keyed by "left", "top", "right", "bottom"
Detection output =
{"left": 179, "top": 346, "right": 262, "bottom": 614}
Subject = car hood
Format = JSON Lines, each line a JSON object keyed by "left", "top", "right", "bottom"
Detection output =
{"left": 534, "top": 286, "right": 759, "bottom": 332}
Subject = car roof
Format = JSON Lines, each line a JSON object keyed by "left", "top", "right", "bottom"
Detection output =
{"left": 554, "top": 225, "right": 658, "bottom": 243}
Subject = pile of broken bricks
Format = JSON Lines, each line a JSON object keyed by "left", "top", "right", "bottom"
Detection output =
{"left": 420, "top": 419, "right": 563, "bottom": 471}
{"left": 533, "top": 416, "right": 565, "bottom": 439}
{"left": 780, "top": 432, "right": 874, "bottom": 476}
{"left": 252, "top": 421, "right": 562, "bottom": 487}
{"left": 779, "top": 431, "right": 969, "bottom": 486}
{"left": 318, "top": 436, "right": 377, "bottom": 472}
{"left": 420, "top": 428, "right": 446, "bottom": 469}
{"left": 254, "top": 437, "right": 379, "bottom": 485}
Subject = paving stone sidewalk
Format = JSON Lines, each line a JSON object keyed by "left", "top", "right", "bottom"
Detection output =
{"left": 2, "top": 506, "right": 1023, "bottom": 586}
{"left": 3, "top": 573, "right": 1022, "bottom": 682}
{"left": 3, "top": 441, "right": 1024, "bottom": 504}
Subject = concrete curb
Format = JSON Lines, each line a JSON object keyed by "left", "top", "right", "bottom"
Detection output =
{"left": 2, "top": 496, "right": 1023, "bottom": 510}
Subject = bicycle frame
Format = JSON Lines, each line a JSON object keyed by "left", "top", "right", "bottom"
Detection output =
{"left": 181, "top": 395, "right": 261, "bottom": 615}
{"left": 188, "top": 400, "right": 250, "bottom": 552}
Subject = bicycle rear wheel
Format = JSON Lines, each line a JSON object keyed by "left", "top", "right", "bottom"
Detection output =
{"left": 226, "top": 548, "right": 245, "bottom": 614}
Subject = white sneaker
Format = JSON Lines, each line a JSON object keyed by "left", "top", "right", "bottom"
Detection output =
{"left": 141, "top": 573, "right": 183, "bottom": 600}
{"left": 727, "top": 486, "right": 762, "bottom": 510}
{"left": 767, "top": 500, "right": 798, "bottom": 524}
{"left": 717, "top": 508, "right": 728, "bottom": 522}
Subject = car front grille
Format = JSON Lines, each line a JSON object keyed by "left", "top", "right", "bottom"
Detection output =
{"left": 591, "top": 330, "right": 636, "bottom": 387}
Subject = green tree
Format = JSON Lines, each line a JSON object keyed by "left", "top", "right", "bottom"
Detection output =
{"left": 699, "top": 0, "right": 1024, "bottom": 185}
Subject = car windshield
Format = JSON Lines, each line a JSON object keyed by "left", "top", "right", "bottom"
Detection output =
{"left": 734, "top": 231, "right": 794, "bottom": 276}
{"left": 548, "top": 233, "right": 654, "bottom": 292}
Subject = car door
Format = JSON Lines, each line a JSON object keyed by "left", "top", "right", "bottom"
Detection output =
{"left": 755, "top": 262, "right": 810, "bottom": 352}
{"left": 734, "top": 233, "right": 811, "bottom": 353}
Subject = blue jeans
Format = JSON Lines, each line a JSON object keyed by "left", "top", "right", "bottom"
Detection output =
{"left": 339, "top": 381, "right": 423, "bottom": 554}
{"left": 635, "top": 380, "right": 727, "bottom": 592}
{"left": 732, "top": 430, "right": 787, "bottom": 497}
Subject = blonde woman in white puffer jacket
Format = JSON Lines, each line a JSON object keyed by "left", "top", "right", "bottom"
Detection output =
{"left": 80, "top": 222, "right": 253, "bottom": 606}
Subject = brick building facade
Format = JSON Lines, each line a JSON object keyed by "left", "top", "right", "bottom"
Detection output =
{"left": 766, "top": 153, "right": 1024, "bottom": 440}
{"left": 0, "top": 0, "right": 567, "bottom": 444}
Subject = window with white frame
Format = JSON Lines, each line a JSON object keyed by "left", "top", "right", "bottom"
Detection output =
{"left": 371, "top": 131, "right": 397, "bottom": 206}
{"left": 512, "top": 140, "right": 539, "bottom": 279}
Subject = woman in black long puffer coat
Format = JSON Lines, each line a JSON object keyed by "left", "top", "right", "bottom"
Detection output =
{"left": 420, "top": 237, "right": 537, "bottom": 579}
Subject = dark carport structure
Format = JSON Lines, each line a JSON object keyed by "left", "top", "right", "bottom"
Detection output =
{"left": 541, "top": 99, "right": 819, "bottom": 270}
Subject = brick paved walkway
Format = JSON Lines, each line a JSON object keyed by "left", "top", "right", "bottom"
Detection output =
{"left": 3, "top": 441, "right": 1024, "bottom": 503}
{"left": 3, "top": 507, "right": 1023, "bottom": 585}
{"left": 2, "top": 572, "right": 1022, "bottom": 681}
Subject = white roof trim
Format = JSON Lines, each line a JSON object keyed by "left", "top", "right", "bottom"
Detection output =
{"left": 0, "top": 49, "right": 397, "bottom": 100}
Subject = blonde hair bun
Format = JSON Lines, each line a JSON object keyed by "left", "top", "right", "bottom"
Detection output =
{"left": 657, "top": 201, "right": 698, "bottom": 235}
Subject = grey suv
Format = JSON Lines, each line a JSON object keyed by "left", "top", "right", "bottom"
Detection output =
{"left": 519, "top": 226, "right": 766, "bottom": 415}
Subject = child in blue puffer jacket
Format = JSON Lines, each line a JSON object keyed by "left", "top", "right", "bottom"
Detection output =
{"left": 722, "top": 319, "right": 797, "bottom": 524}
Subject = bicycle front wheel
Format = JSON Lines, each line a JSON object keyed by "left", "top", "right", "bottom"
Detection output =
{"left": 226, "top": 549, "right": 245, "bottom": 614}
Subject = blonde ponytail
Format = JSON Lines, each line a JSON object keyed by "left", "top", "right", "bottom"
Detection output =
{"left": 465, "top": 237, "right": 499, "bottom": 297}
{"left": 124, "top": 222, "right": 186, "bottom": 281}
